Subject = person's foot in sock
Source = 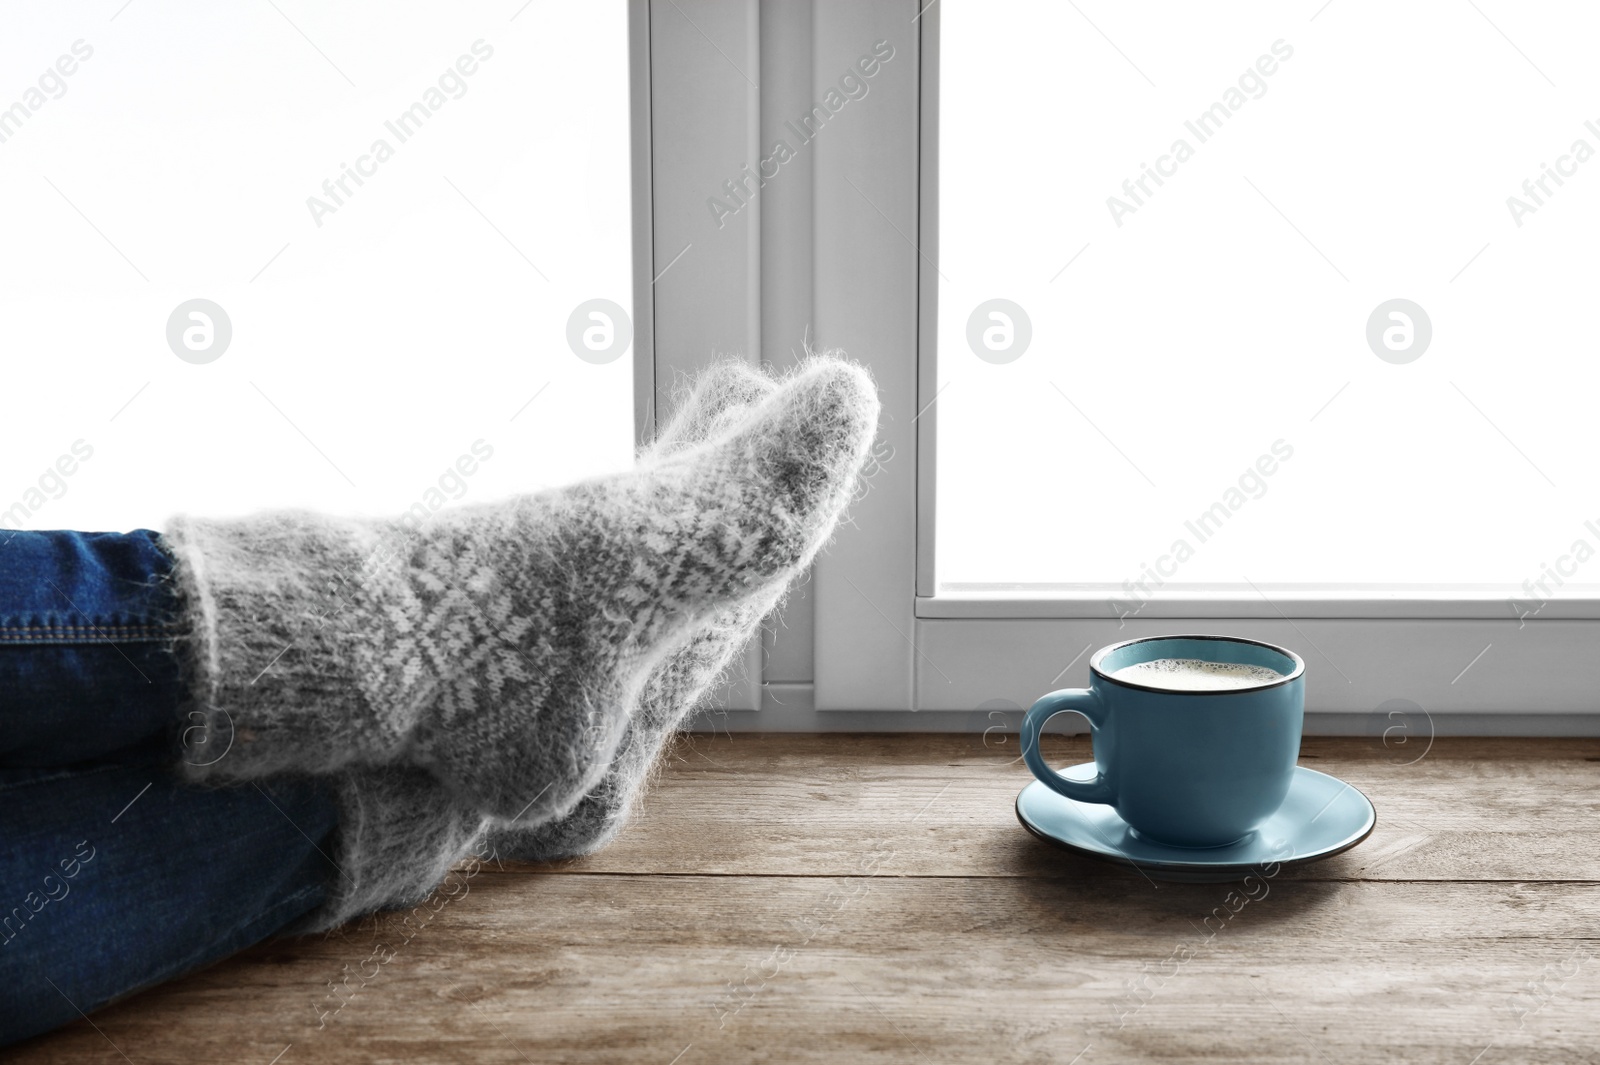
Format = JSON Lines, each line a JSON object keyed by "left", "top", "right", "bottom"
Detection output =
{"left": 299, "top": 766, "right": 491, "bottom": 933}
{"left": 489, "top": 359, "right": 785, "bottom": 861}
{"left": 286, "top": 361, "right": 790, "bottom": 932}
{"left": 164, "top": 355, "right": 879, "bottom": 829}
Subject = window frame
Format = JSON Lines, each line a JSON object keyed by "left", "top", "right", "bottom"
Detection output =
{"left": 644, "top": 0, "right": 1600, "bottom": 734}
{"left": 635, "top": 0, "right": 925, "bottom": 727}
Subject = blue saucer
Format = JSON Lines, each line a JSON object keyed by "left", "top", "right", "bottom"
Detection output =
{"left": 1016, "top": 764, "right": 1376, "bottom": 883}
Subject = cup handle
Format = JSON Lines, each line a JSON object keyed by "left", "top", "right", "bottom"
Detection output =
{"left": 1021, "top": 688, "right": 1114, "bottom": 805}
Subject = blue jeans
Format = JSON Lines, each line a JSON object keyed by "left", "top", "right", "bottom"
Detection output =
{"left": 0, "top": 530, "right": 340, "bottom": 1047}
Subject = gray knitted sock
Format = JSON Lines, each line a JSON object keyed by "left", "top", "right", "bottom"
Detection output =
{"left": 291, "top": 363, "right": 786, "bottom": 931}
{"left": 489, "top": 360, "right": 784, "bottom": 861}
{"left": 165, "top": 356, "right": 879, "bottom": 829}
{"left": 652, "top": 359, "right": 779, "bottom": 456}
{"left": 292, "top": 766, "right": 488, "bottom": 934}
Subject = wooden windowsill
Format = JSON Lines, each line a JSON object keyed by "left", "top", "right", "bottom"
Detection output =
{"left": 18, "top": 734, "right": 1600, "bottom": 1063}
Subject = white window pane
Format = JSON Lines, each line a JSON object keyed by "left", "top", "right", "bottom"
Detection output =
{"left": 0, "top": 1, "right": 633, "bottom": 532}
{"left": 936, "top": 1, "right": 1600, "bottom": 592}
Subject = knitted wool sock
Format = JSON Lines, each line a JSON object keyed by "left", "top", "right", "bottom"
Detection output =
{"left": 652, "top": 359, "right": 779, "bottom": 455}
{"left": 297, "top": 363, "right": 787, "bottom": 931}
{"left": 489, "top": 360, "right": 785, "bottom": 861}
{"left": 164, "top": 356, "right": 879, "bottom": 828}
{"left": 292, "top": 766, "right": 488, "bottom": 934}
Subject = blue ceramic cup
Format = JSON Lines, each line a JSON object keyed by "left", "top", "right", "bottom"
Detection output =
{"left": 1020, "top": 635, "right": 1306, "bottom": 847}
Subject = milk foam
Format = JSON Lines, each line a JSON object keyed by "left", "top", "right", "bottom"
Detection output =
{"left": 1108, "top": 657, "right": 1284, "bottom": 691}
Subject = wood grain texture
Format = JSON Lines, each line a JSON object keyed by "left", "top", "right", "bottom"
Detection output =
{"left": 12, "top": 735, "right": 1600, "bottom": 1063}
